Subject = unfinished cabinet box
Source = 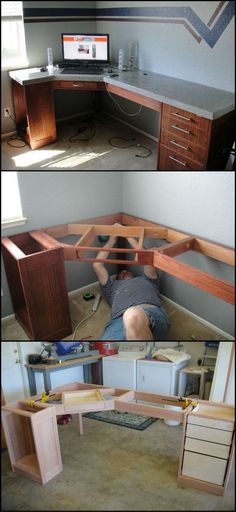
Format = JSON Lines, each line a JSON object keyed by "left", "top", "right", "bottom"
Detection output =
{"left": 178, "top": 402, "right": 235, "bottom": 495}
{"left": 1, "top": 232, "right": 72, "bottom": 340}
{"left": 1, "top": 401, "right": 62, "bottom": 485}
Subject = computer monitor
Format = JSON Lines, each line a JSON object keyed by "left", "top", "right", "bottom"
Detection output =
{"left": 61, "top": 33, "right": 109, "bottom": 65}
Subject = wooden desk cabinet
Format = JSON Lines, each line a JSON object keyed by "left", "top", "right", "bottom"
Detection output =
{"left": 178, "top": 402, "right": 235, "bottom": 495}
{"left": 1, "top": 233, "right": 72, "bottom": 340}
{"left": 159, "top": 104, "right": 235, "bottom": 170}
{"left": 1, "top": 401, "right": 62, "bottom": 485}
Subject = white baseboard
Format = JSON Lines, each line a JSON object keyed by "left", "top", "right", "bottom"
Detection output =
{"left": 161, "top": 294, "right": 234, "bottom": 340}
{"left": 56, "top": 110, "right": 93, "bottom": 124}
{"left": 104, "top": 111, "right": 158, "bottom": 142}
{"left": 1, "top": 130, "right": 17, "bottom": 140}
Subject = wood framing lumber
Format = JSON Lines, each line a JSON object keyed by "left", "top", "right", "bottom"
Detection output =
{"left": 153, "top": 251, "right": 235, "bottom": 304}
{"left": 157, "top": 236, "right": 195, "bottom": 257}
{"left": 75, "top": 226, "right": 96, "bottom": 257}
{"left": 29, "top": 231, "right": 61, "bottom": 250}
{"left": 105, "top": 83, "right": 162, "bottom": 111}
{"left": 1, "top": 237, "right": 25, "bottom": 259}
{"left": 122, "top": 213, "right": 234, "bottom": 266}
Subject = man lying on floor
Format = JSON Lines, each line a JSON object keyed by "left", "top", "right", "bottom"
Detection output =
{"left": 92, "top": 225, "right": 170, "bottom": 340}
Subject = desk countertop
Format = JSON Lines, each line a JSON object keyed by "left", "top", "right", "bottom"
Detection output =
{"left": 9, "top": 67, "right": 234, "bottom": 120}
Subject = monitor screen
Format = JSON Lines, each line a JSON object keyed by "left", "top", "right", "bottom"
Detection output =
{"left": 62, "top": 34, "right": 109, "bottom": 64}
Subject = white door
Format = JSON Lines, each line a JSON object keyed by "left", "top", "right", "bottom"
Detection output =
{"left": 1, "top": 342, "right": 25, "bottom": 403}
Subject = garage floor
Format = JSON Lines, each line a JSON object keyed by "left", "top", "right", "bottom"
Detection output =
{"left": 1, "top": 283, "right": 229, "bottom": 341}
{"left": 2, "top": 413, "right": 234, "bottom": 511}
{"left": 1, "top": 115, "right": 157, "bottom": 171}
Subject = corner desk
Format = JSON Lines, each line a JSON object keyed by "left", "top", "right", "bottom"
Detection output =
{"left": 9, "top": 67, "right": 235, "bottom": 170}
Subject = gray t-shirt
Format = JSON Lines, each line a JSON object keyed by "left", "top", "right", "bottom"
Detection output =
{"left": 102, "top": 274, "right": 162, "bottom": 319}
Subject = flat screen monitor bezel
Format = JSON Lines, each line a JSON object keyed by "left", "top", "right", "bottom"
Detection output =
{"left": 61, "top": 33, "right": 110, "bottom": 65}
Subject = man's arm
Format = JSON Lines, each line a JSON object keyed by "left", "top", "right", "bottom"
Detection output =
{"left": 126, "top": 236, "right": 158, "bottom": 279}
{"left": 92, "top": 235, "right": 117, "bottom": 285}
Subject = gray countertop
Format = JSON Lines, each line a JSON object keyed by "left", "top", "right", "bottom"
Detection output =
{"left": 9, "top": 67, "right": 234, "bottom": 120}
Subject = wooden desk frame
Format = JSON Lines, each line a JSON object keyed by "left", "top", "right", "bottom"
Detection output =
{"left": 2, "top": 381, "right": 234, "bottom": 494}
{"left": 10, "top": 78, "right": 235, "bottom": 170}
{"left": 2, "top": 212, "right": 234, "bottom": 340}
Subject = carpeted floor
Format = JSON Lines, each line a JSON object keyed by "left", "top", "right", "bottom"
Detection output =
{"left": 1, "top": 282, "right": 229, "bottom": 341}
{"left": 1, "top": 115, "right": 157, "bottom": 171}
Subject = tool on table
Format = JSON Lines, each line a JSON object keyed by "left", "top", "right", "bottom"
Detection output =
{"left": 98, "top": 235, "right": 109, "bottom": 243}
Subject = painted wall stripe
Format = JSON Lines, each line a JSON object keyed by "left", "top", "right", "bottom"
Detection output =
{"left": 23, "top": 2, "right": 234, "bottom": 48}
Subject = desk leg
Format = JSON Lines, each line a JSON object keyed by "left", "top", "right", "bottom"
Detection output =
{"left": 26, "top": 367, "right": 37, "bottom": 396}
{"left": 83, "top": 365, "right": 92, "bottom": 383}
{"left": 76, "top": 414, "right": 83, "bottom": 436}
{"left": 43, "top": 372, "right": 52, "bottom": 392}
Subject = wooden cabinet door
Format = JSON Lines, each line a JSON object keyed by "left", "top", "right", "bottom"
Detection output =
{"left": 25, "top": 82, "right": 57, "bottom": 149}
{"left": 18, "top": 247, "right": 72, "bottom": 340}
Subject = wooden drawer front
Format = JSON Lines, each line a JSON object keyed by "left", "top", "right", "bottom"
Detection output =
{"left": 161, "top": 132, "right": 207, "bottom": 164}
{"left": 159, "top": 145, "right": 204, "bottom": 170}
{"left": 185, "top": 437, "right": 230, "bottom": 459}
{"left": 163, "top": 104, "right": 210, "bottom": 133}
{"left": 188, "top": 415, "right": 234, "bottom": 432}
{"left": 182, "top": 451, "right": 227, "bottom": 485}
{"left": 186, "top": 424, "right": 233, "bottom": 445}
{"left": 53, "top": 81, "right": 104, "bottom": 90}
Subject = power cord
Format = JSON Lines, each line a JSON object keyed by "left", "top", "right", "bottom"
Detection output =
{"left": 108, "top": 136, "right": 152, "bottom": 158}
{"left": 72, "top": 294, "right": 101, "bottom": 340}
{"left": 5, "top": 110, "right": 27, "bottom": 148}
{"left": 69, "top": 119, "right": 96, "bottom": 142}
{"left": 104, "top": 82, "right": 143, "bottom": 116}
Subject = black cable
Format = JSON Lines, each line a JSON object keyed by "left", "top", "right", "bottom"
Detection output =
{"left": 6, "top": 110, "right": 27, "bottom": 148}
{"left": 108, "top": 136, "right": 152, "bottom": 158}
{"left": 69, "top": 120, "right": 96, "bottom": 142}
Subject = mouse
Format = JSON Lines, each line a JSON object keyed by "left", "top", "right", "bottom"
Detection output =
{"left": 40, "top": 67, "right": 47, "bottom": 72}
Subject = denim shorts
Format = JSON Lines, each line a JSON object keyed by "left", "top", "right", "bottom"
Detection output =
{"left": 100, "top": 306, "right": 170, "bottom": 341}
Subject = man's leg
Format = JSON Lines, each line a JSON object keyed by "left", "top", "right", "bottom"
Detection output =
{"left": 123, "top": 307, "right": 154, "bottom": 340}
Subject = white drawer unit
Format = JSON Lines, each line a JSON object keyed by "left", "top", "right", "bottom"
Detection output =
{"left": 178, "top": 402, "right": 235, "bottom": 495}
{"left": 182, "top": 451, "right": 228, "bottom": 486}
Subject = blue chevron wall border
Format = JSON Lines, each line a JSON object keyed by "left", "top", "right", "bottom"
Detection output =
{"left": 23, "top": 2, "right": 235, "bottom": 48}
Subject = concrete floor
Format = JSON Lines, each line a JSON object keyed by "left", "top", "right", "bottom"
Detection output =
{"left": 1, "top": 115, "right": 157, "bottom": 171}
{"left": 1, "top": 283, "right": 229, "bottom": 341}
{"left": 2, "top": 414, "right": 235, "bottom": 511}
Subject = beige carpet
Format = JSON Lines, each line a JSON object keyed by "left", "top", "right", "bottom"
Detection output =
{"left": 1, "top": 115, "right": 157, "bottom": 171}
{"left": 1, "top": 282, "right": 228, "bottom": 341}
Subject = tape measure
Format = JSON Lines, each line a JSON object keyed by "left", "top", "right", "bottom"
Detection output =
{"left": 83, "top": 292, "right": 95, "bottom": 301}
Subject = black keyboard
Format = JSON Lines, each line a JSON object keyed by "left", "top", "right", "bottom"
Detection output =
{"left": 61, "top": 67, "right": 103, "bottom": 75}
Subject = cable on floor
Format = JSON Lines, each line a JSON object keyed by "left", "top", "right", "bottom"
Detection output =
{"left": 72, "top": 311, "right": 95, "bottom": 340}
{"left": 6, "top": 111, "right": 27, "bottom": 148}
{"left": 69, "top": 120, "right": 96, "bottom": 142}
{"left": 108, "top": 136, "right": 152, "bottom": 158}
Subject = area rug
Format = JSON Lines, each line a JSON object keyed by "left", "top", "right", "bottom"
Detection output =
{"left": 83, "top": 410, "right": 157, "bottom": 430}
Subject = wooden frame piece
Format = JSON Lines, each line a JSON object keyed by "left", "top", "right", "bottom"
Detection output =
{"left": 2, "top": 212, "right": 235, "bottom": 306}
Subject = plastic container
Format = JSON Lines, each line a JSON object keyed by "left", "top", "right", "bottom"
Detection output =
{"left": 164, "top": 405, "right": 182, "bottom": 426}
{"left": 93, "top": 342, "right": 118, "bottom": 356}
{"left": 118, "top": 48, "right": 125, "bottom": 71}
{"left": 47, "top": 47, "right": 53, "bottom": 71}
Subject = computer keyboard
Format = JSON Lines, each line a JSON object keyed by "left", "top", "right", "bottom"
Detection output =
{"left": 61, "top": 67, "right": 103, "bottom": 75}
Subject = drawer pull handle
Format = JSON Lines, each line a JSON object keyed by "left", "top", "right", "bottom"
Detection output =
{"left": 170, "top": 140, "right": 190, "bottom": 151}
{"left": 172, "top": 124, "right": 191, "bottom": 135}
{"left": 172, "top": 112, "right": 192, "bottom": 121}
{"left": 169, "top": 155, "right": 187, "bottom": 167}
{"left": 73, "top": 83, "right": 83, "bottom": 87}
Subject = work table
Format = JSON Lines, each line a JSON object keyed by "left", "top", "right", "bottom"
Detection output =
{"left": 9, "top": 67, "right": 234, "bottom": 120}
{"left": 9, "top": 67, "right": 235, "bottom": 169}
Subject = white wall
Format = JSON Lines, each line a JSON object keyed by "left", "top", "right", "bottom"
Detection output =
{"left": 97, "top": 1, "right": 235, "bottom": 92}
{"left": 210, "top": 341, "right": 235, "bottom": 404}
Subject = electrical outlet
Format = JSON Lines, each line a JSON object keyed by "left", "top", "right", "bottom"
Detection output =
{"left": 4, "top": 108, "right": 11, "bottom": 117}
